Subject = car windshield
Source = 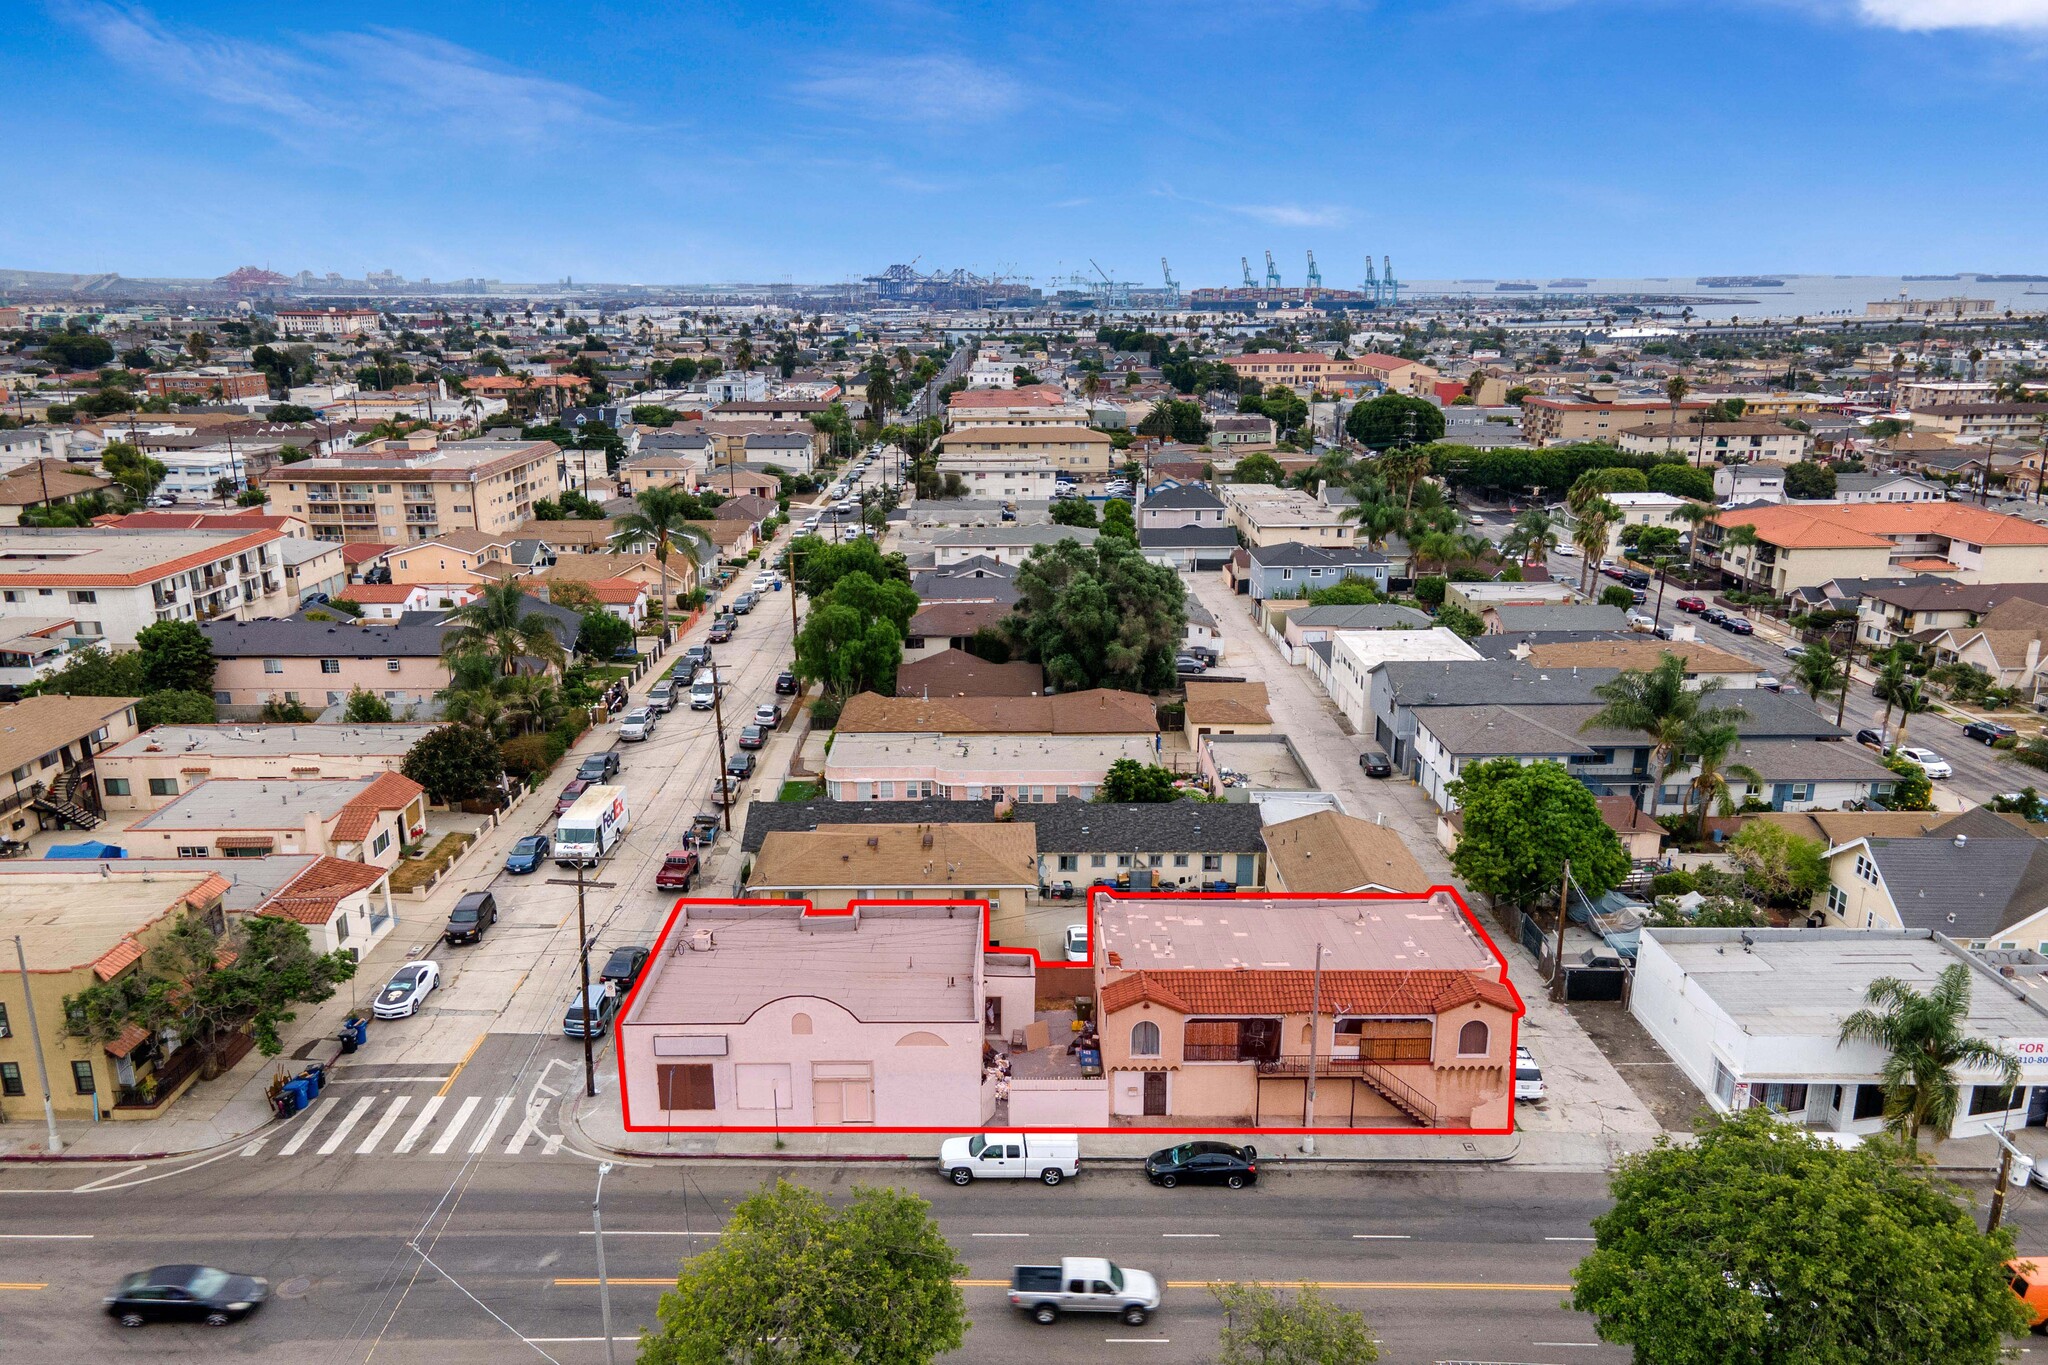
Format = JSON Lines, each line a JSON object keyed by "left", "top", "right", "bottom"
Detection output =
{"left": 514, "top": 838, "right": 542, "bottom": 854}
{"left": 182, "top": 1267, "right": 232, "bottom": 1297}
{"left": 1165, "top": 1144, "right": 1193, "bottom": 1164}
{"left": 449, "top": 907, "right": 477, "bottom": 923}
{"left": 1107, "top": 1264, "right": 1125, "bottom": 1292}
{"left": 967, "top": 1135, "right": 988, "bottom": 1157}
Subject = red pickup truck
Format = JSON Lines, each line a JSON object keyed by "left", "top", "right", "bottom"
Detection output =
{"left": 655, "top": 850, "right": 700, "bottom": 892}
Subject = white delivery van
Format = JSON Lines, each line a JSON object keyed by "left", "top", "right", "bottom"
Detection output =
{"left": 554, "top": 784, "right": 630, "bottom": 867}
{"left": 938, "top": 1132, "right": 1081, "bottom": 1186}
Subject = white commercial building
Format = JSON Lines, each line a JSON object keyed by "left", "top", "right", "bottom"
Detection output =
{"left": 1632, "top": 927, "right": 2048, "bottom": 1138}
{"left": 1324, "top": 628, "right": 1482, "bottom": 735}
{"left": 0, "top": 526, "right": 290, "bottom": 646}
{"left": 934, "top": 455, "right": 1058, "bottom": 502}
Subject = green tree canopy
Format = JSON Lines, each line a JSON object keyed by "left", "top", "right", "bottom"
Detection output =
{"left": 1231, "top": 452, "right": 1285, "bottom": 485}
{"left": 1726, "top": 821, "right": 1827, "bottom": 906}
{"left": 100, "top": 440, "right": 168, "bottom": 502}
{"left": 136, "top": 689, "right": 217, "bottom": 728}
{"left": 30, "top": 644, "right": 146, "bottom": 698}
{"left": 401, "top": 724, "right": 505, "bottom": 804}
{"left": 65, "top": 913, "right": 356, "bottom": 1078}
{"left": 1572, "top": 1107, "right": 2030, "bottom": 1363}
{"left": 135, "top": 618, "right": 216, "bottom": 694}
{"left": 793, "top": 570, "right": 917, "bottom": 700}
{"left": 1098, "top": 497, "right": 1136, "bottom": 541}
{"left": 1446, "top": 758, "right": 1630, "bottom": 908}
{"left": 1434, "top": 603, "right": 1484, "bottom": 638}
{"left": 1098, "top": 759, "right": 1183, "bottom": 803}
{"left": 440, "top": 580, "right": 567, "bottom": 679}
{"left": 1210, "top": 1281, "right": 1379, "bottom": 1365}
{"left": 343, "top": 688, "right": 394, "bottom": 723}
{"left": 1785, "top": 459, "right": 1837, "bottom": 499}
{"left": 1645, "top": 462, "right": 1714, "bottom": 501}
{"left": 1344, "top": 392, "right": 1445, "bottom": 450}
{"left": 1006, "top": 536, "right": 1187, "bottom": 692}
{"left": 1598, "top": 584, "right": 1636, "bottom": 611}
{"left": 1136, "top": 397, "right": 1212, "bottom": 444}
{"left": 1304, "top": 578, "right": 1382, "bottom": 606}
{"left": 641, "top": 1179, "right": 967, "bottom": 1365}
{"left": 1050, "top": 498, "right": 1099, "bottom": 528}
{"left": 574, "top": 606, "right": 633, "bottom": 660}
{"left": 790, "top": 534, "right": 910, "bottom": 598}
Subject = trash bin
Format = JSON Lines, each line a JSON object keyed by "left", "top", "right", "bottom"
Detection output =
{"left": 337, "top": 1033, "right": 358, "bottom": 1056}
{"left": 349, "top": 1016, "right": 369, "bottom": 1046}
{"left": 301, "top": 1061, "right": 327, "bottom": 1093}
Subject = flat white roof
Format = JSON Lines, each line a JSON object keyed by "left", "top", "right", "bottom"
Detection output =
{"left": 106, "top": 723, "right": 436, "bottom": 760}
{"left": 1097, "top": 892, "right": 1496, "bottom": 974}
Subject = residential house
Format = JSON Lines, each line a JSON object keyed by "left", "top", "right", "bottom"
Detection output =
{"left": 934, "top": 426, "right": 1115, "bottom": 479}
{"left": 1234, "top": 542, "right": 1390, "bottom": 601}
{"left": 1139, "top": 525, "right": 1239, "bottom": 571}
{"left": 1275, "top": 603, "right": 1432, "bottom": 661}
{"left": 1631, "top": 926, "right": 2048, "bottom": 1139}
{"left": 1711, "top": 463, "right": 1789, "bottom": 506}
{"left": 935, "top": 455, "right": 1059, "bottom": 502}
{"left": 823, "top": 733, "right": 1157, "bottom": 805}
{"left": 278, "top": 536, "right": 347, "bottom": 606}
{"left": 1183, "top": 681, "right": 1273, "bottom": 750}
{"left": 97, "top": 722, "right": 438, "bottom": 811}
{"left": 121, "top": 773, "right": 427, "bottom": 869}
{"left": 1028, "top": 801, "right": 1266, "bottom": 891}
{"left": 0, "top": 460, "right": 111, "bottom": 526}
{"left": 903, "top": 601, "right": 1013, "bottom": 659}
{"left": 1854, "top": 579, "right": 2048, "bottom": 649}
{"left": 1137, "top": 483, "right": 1228, "bottom": 530}
{"left": 0, "top": 526, "right": 290, "bottom": 646}
{"left": 336, "top": 582, "right": 470, "bottom": 621}
{"left": 1562, "top": 491, "right": 1701, "bottom": 561}
{"left": 931, "top": 525, "right": 1097, "bottom": 568}
{"left": 1833, "top": 473, "right": 1944, "bottom": 504}
{"left": 0, "top": 694, "right": 140, "bottom": 836}
{"left": 385, "top": 531, "right": 525, "bottom": 592}
{"left": 1094, "top": 892, "right": 1521, "bottom": 1129}
{"left": 0, "top": 618, "right": 91, "bottom": 693}
{"left": 1518, "top": 638, "right": 1766, "bottom": 688}
{"left": 202, "top": 618, "right": 459, "bottom": 713}
{"left": 1220, "top": 483, "right": 1361, "bottom": 550}
{"left": 911, "top": 557, "right": 1019, "bottom": 606}
{"left": 1261, "top": 810, "right": 1430, "bottom": 893}
{"left": 746, "top": 824, "right": 1041, "bottom": 946}
{"left": 895, "top": 649, "right": 1043, "bottom": 698}
{"left": 1210, "top": 414, "right": 1276, "bottom": 448}
{"left": 1479, "top": 603, "right": 1629, "bottom": 635}
{"left": 1816, "top": 805, "right": 2048, "bottom": 947}
{"left": 617, "top": 900, "right": 988, "bottom": 1130}
{"left": 621, "top": 440, "right": 712, "bottom": 495}
{"left": 1325, "top": 629, "right": 1483, "bottom": 739}
{"left": 1699, "top": 502, "right": 2048, "bottom": 594}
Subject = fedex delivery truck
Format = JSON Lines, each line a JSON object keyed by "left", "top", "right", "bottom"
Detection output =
{"left": 554, "top": 785, "right": 629, "bottom": 867}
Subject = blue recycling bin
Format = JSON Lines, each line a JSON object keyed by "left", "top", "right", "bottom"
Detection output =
{"left": 301, "top": 1061, "right": 327, "bottom": 1093}
{"left": 281, "top": 1077, "right": 314, "bottom": 1114}
{"left": 343, "top": 1017, "right": 368, "bottom": 1047}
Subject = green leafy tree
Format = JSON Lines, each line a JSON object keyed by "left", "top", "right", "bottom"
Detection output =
{"left": 136, "top": 689, "right": 217, "bottom": 728}
{"left": 1446, "top": 758, "right": 1630, "bottom": 908}
{"left": 1344, "top": 392, "right": 1445, "bottom": 450}
{"left": 29, "top": 644, "right": 146, "bottom": 698}
{"left": 1434, "top": 603, "right": 1483, "bottom": 638}
{"left": 1783, "top": 459, "right": 1836, "bottom": 499}
{"left": 1598, "top": 584, "right": 1636, "bottom": 612}
{"left": 401, "top": 723, "right": 505, "bottom": 804}
{"left": 793, "top": 571, "right": 917, "bottom": 700}
{"left": 135, "top": 618, "right": 216, "bottom": 694}
{"left": 612, "top": 487, "right": 712, "bottom": 618}
{"left": 1006, "top": 536, "right": 1187, "bottom": 692}
{"left": 790, "top": 534, "right": 910, "bottom": 598}
{"left": 1572, "top": 1107, "right": 2031, "bottom": 1363}
{"left": 1726, "top": 821, "right": 1827, "bottom": 907}
{"left": 1879, "top": 751, "right": 1935, "bottom": 811}
{"left": 65, "top": 913, "right": 356, "bottom": 1079}
{"left": 1097, "top": 759, "right": 1183, "bottom": 804}
{"left": 1137, "top": 397, "right": 1212, "bottom": 444}
{"left": 575, "top": 606, "right": 633, "bottom": 660}
{"left": 1645, "top": 462, "right": 1713, "bottom": 501}
{"left": 1411, "top": 574, "right": 1447, "bottom": 609}
{"left": 1098, "top": 497, "right": 1136, "bottom": 542}
{"left": 1210, "top": 1281, "right": 1378, "bottom": 1365}
{"left": 1050, "top": 498, "right": 1099, "bottom": 528}
{"left": 39, "top": 332, "right": 114, "bottom": 369}
{"left": 259, "top": 698, "right": 314, "bottom": 722}
{"left": 1839, "top": 965, "right": 2020, "bottom": 1156}
{"left": 100, "top": 440, "right": 168, "bottom": 502}
{"left": 1231, "top": 452, "right": 1285, "bottom": 485}
{"left": 440, "top": 580, "right": 567, "bottom": 679}
{"left": 640, "top": 1179, "right": 967, "bottom": 1365}
{"left": 343, "top": 688, "right": 394, "bottom": 723}
{"left": 1304, "top": 579, "right": 1381, "bottom": 606}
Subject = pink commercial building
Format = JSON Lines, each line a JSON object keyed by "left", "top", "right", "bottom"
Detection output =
{"left": 619, "top": 901, "right": 991, "bottom": 1131}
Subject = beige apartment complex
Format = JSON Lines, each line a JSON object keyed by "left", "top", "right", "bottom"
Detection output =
{"left": 261, "top": 435, "right": 560, "bottom": 544}
{"left": 1521, "top": 391, "right": 1711, "bottom": 446}
{"left": 934, "top": 425, "right": 1115, "bottom": 477}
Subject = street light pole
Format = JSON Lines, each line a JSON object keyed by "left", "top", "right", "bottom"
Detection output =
{"left": 13, "top": 934, "right": 62, "bottom": 1152}
{"left": 592, "top": 1160, "right": 618, "bottom": 1365}
{"left": 575, "top": 860, "right": 596, "bottom": 1098}
{"left": 1300, "top": 942, "right": 1326, "bottom": 1154}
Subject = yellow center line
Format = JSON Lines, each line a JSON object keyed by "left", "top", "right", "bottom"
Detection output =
{"left": 0, "top": 1283, "right": 48, "bottom": 1291}
{"left": 438, "top": 1031, "right": 487, "bottom": 1098}
{"left": 552, "top": 1278, "right": 1569, "bottom": 1292}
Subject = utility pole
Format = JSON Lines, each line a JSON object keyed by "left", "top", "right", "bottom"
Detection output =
{"left": 575, "top": 860, "right": 596, "bottom": 1098}
{"left": 593, "top": 1161, "right": 619, "bottom": 1365}
{"left": 1990, "top": 1141, "right": 2016, "bottom": 1234}
{"left": 1300, "top": 943, "right": 1326, "bottom": 1154}
{"left": 13, "top": 935, "right": 62, "bottom": 1152}
{"left": 710, "top": 657, "right": 732, "bottom": 832}
{"left": 1551, "top": 859, "right": 1572, "bottom": 1002}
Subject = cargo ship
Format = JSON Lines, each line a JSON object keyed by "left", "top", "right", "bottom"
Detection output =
{"left": 1494, "top": 281, "right": 1539, "bottom": 292}
{"left": 1697, "top": 276, "right": 1785, "bottom": 288}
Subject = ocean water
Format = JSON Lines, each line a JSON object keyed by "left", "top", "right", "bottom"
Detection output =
{"left": 1401, "top": 274, "right": 2048, "bottom": 322}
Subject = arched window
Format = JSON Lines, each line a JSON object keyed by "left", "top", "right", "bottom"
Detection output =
{"left": 1130, "top": 1020, "right": 1161, "bottom": 1058}
{"left": 895, "top": 1031, "right": 946, "bottom": 1047}
{"left": 790, "top": 1013, "right": 812, "bottom": 1035}
{"left": 1457, "top": 1019, "right": 1490, "bottom": 1056}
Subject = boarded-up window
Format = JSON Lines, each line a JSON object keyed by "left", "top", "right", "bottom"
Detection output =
{"left": 1357, "top": 1019, "right": 1433, "bottom": 1063}
{"left": 1457, "top": 1020, "right": 1490, "bottom": 1057}
{"left": 1184, "top": 1020, "right": 1239, "bottom": 1061}
{"left": 657, "top": 1063, "right": 715, "bottom": 1110}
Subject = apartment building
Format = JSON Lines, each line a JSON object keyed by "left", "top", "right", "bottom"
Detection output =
{"left": 1621, "top": 420, "right": 1812, "bottom": 464}
{"left": 1912, "top": 403, "right": 2048, "bottom": 443}
{"left": 1562, "top": 491, "right": 1701, "bottom": 560}
{"left": 0, "top": 693, "right": 141, "bottom": 836}
{"left": 1220, "top": 482, "right": 1360, "bottom": 549}
{"left": 1699, "top": 502, "right": 2048, "bottom": 594}
{"left": 143, "top": 370, "right": 270, "bottom": 401}
{"left": 934, "top": 425, "right": 1114, "bottom": 478}
{"left": 275, "top": 308, "right": 379, "bottom": 338}
{"left": 261, "top": 435, "right": 559, "bottom": 544}
{"left": 97, "top": 722, "right": 437, "bottom": 811}
{"left": 202, "top": 618, "right": 454, "bottom": 713}
{"left": 934, "top": 454, "right": 1059, "bottom": 501}
{"left": 0, "top": 526, "right": 289, "bottom": 645}
{"left": 946, "top": 385, "right": 1093, "bottom": 430}
{"left": 1521, "top": 391, "right": 1710, "bottom": 446}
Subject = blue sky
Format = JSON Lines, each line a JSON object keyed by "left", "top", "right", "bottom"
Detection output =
{"left": 4, "top": 0, "right": 2047, "bottom": 285}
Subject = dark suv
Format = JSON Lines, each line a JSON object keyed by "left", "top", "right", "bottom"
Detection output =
{"left": 444, "top": 891, "right": 498, "bottom": 945}
{"left": 578, "top": 752, "right": 619, "bottom": 783}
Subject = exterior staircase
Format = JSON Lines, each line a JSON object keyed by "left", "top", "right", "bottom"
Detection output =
{"left": 32, "top": 770, "right": 101, "bottom": 831}
{"left": 1352, "top": 1060, "right": 1437, "bottom": 1126}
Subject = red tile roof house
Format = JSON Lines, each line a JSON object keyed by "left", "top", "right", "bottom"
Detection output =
{"left": 1092, "top": 890, "right": 1523, "bottom": 1131}
{"left": 121, "top": 773, "right": 427, "bottom": 870}
{"left": 263, "top": 855, "right": 399, "bottom": 957}
{"left": 338, "top": 582, "right": 473, "bottom": 621}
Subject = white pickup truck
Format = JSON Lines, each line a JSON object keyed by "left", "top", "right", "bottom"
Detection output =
{"left": 937, "top": 1132, "right": 1078, "bottom": 1186}
{"left": 1009, "top": 1257, "right": 1161, "bottom": 1326}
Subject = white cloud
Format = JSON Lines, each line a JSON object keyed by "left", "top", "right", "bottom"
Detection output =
{"left": 1223, "top": 201, "right": 1350, "bottom": 228}
{"left": 1854, "top": 0, "right": 2048, "bottom": 29}
{"left": 52, "top": 3, "right": 615, "bottom": 149}
{"left": 795, "top": 55, "right": 1026, "bottom": 123}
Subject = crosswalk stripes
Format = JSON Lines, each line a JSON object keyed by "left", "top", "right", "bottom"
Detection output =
{"left": 249, "top": 1089, "right": 567, "bottom": 1160}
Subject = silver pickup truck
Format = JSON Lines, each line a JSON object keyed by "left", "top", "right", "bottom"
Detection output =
{"left": 1009, "top": 1257, "right": 1161, "bottom": 1326}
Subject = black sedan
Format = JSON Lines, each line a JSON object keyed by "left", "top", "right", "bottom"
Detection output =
{"left": 106, "top": 1264, "right": 269, "bottom": 1328}
{"left": 1358, "top": 749, "right": 1393, "bottom": 778}
{"left": 1718, "top": 616, "right": 1755, "bottom": 635}
{"left": 1145, "top": 1141, "right": 1258, "bottom": 1189}
{"left": 775, "top": 670, "right": 799, "bottom": 696}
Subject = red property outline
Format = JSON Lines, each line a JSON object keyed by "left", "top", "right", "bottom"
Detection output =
{"left": 616, "top": 884, "right": 1525, "bottom": 1136}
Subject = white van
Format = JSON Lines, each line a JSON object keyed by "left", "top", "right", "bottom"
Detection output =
{"left": 1515, "top": 1046, "right": 1546, "bottom": 1103}
{"left": 939, "top": 1132, "right": 1080, "bottom": 1186}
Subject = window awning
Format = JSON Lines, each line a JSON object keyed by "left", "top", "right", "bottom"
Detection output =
{"left": 216, "top": 835, "right": 275, "bottom": 849}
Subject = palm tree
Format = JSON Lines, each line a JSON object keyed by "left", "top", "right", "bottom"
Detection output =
{"left": 1718, "top": 522, "right": 1761, "bottom": 593}
{"left": 1584, "top": 654, "right": 1745, "bottom": 818}
{"left": 1565, "top": 470, "right": 1623, "bottom": 593}
{"left": 1681, "top": 721, "right": 1761, "bottom": 839}
{"left": 611, "top": 486, "right": 710, "bottom": 625}
{"left": 1412, "top": 530, "right": 1461, "bottom": 576}
{"left": 499, "top": 674, "right": 564, "bottom": 736}
{"left": 1376, "top": 445, "right": 1432, "bottom": 515}
{"left": 439, "top": 580, "right": 566, "bottom": 680}
{"left": 1838, "top": 965, "right": 2020, "bottom": 1155}
{"left": 1500, "top": 507, "right": 1561, "bottom": 565}
{"left": 1791, "top": 640, "right": 1848, "bottom": 716}
{"left": 1664, "top": 373, "right": 1689, "bottom": 452}
{"left": 1871, "top": 648, "right": 1916, "bottom": 744}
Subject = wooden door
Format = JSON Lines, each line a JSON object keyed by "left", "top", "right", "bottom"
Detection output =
{"left": 1143, "top": 1071, "right": 1168, "bottom": 1116}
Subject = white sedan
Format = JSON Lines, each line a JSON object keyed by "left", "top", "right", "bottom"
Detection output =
{"left": 1894, "top": 746, "right": 1953, "bottom": 780}
{"left": 372, "top": 961, "right": 441, "bottom": 1019}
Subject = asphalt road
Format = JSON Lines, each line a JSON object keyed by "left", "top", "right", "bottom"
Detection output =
{"left": 0, "top": 1155, "right": 1633, "bottom": 1364}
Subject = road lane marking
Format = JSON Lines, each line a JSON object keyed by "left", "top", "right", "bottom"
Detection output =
{"left": 430, "top": 1095, "right": 481, "bottom": 1155}
{"left": 1545, "top": 1237, "right": 1596, "bottom": 1242}
{"left": 69, "top": 1164, "right": 148, "bottom": 1192}
{"left": 316, "top": 1097, "right": 376, "bottom": 1155}
{"left": 439, "top": 1033, "right": 487, "bottom": 1097}
{"left": 1161, "top": 1233, "right": 1218, "bottom": 1238}
{"left": 1353, "top": 1234, "right": 1411, "bottom": 1240}
{"left": 1533, "top": 1343, "right": 1602, "bottom": 1348}
{"left": 1104, "top": 1339, "right": 1169, "bottom": 1344}
{"left": 0, "top": 1283, "right": 48, "bottom": 1290}
{"left": 277, "top": 1102, "right": 334, "bottom": 1156}
{"left": 0, "top": 1234, "right": 91, "bottom": 1240}
{"left": 553, "top": 1277, "right": 1573, "bottom": 1292}
{"left": 358, "top": 1096, "right": 411, "bottom": 1154}
{"left": 467, "top": 1096, "right": 513, "bottom": 1154}
{"left": 394, "top": 1095, "right": 443, "bottom": 1153}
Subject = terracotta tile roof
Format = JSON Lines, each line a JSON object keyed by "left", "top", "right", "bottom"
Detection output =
{"left": 105, "top": 1023, "right": 152, "bottom": 1059}
{"left": 836, "top": 689, "right": 1157, "bottom": 736}
{"left": 341, "top": 543, "right": 396, "bottom": 565}
{"left": 92, "top": 936, "right": 143, "bottom": 982}
{"left": 1712, "top": 501, "right": 2048, "bottom": 549}
{"left": 948, "top": 384, "right": 1069, "bottom": 409}
{"left": 341, "top": 584, "right": 419, "bottom": 603}
{"left": 1101, "top": 968, "right": 1518, "bottom": 1018}
{"left": 331, "top": 771, "right": 425, "bottom": 843}
{"left": 264, "top": 856, "right": 391, "bottom": 925}
{"left": 1183, "top": 681, "right": 1272, "bottom": 726}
